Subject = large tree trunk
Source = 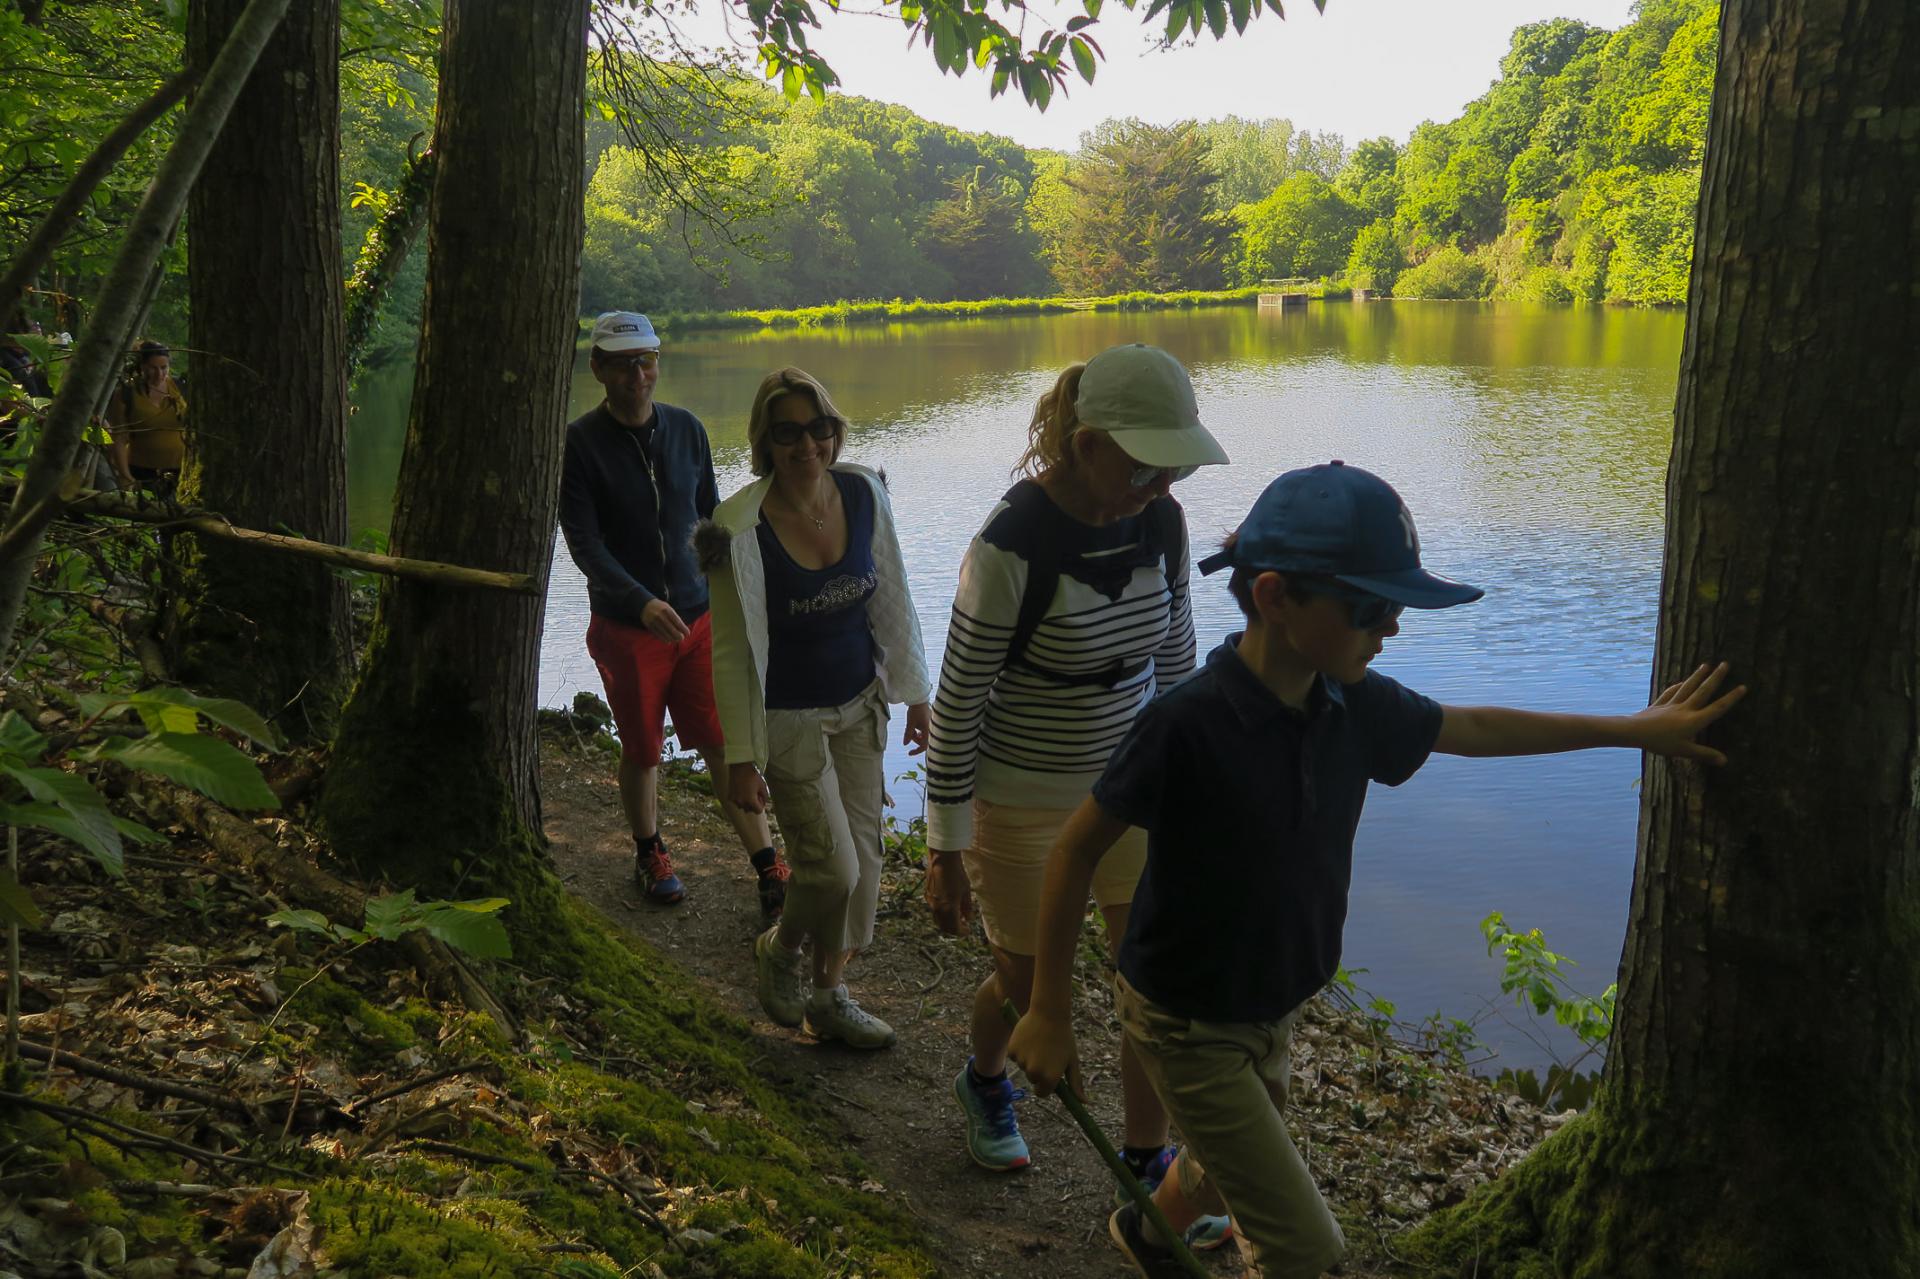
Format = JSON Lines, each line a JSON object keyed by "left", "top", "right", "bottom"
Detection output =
{"left": 1414, "top": 3, "right": 1919, "bottom": 1275}
{"left": 319, "top": 0, "right": 587, "bottom": 901}
{"left": 172, "top": 0, "right": 351, "bottom": 736}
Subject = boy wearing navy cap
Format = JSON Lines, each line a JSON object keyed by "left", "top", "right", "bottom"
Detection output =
{"left": 1009, "top": 462, "right": 1745, "bottom": 1278}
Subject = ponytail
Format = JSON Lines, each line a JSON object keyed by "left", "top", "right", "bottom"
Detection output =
{"left": 1012, "top": 363, "right": 1086, "bottom": 479}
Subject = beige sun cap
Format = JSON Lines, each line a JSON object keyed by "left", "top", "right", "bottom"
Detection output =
{"left": 1074, "top": 343, "right": 1230, "bottom": 469}
{"left": 590, "top": 311, "right": 660, "bottom": 352}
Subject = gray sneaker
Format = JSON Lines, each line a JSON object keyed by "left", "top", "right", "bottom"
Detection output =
{"left": 753, "top": 925, "right": 806, "bottom": 1027}
{"left": 803, "top": 985, "right": 896, "bottom": 1049}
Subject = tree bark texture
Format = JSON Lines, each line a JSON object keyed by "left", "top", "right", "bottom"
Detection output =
{"left": 320, "top": 0, "right": 587, "bottom": 893}
{"left": 1607, "top": 0, "right": 1919, "bottom": 1268}
{"left": 175, "top": 0, "right": 351, "bottom": 736}
{"left": 1418, "top": 4, "right": 1919, "bottom": 1276}
{"left": 0, "top": 0, "right": 291, "bottom": 659}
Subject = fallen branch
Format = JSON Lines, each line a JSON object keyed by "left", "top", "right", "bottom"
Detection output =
{"left": 1, "top": 1089, "right": 303, "bottom": 1177}
{"left": 16, "top": 1039, "right": 251, "bottom": 1116}
{"left": 5, "top": 486, "right": 536, "bottom": 593}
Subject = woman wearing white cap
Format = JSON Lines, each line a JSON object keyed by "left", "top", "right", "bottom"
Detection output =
{"left": 924, "top": 343, "right": 1233, "bottom": 1242}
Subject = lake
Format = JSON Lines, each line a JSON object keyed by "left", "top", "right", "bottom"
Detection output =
{"left": 350, "top": 300, "right": 1684, "bottom": 1072}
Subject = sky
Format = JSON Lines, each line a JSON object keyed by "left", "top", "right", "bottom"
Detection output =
{"left": 676, "top": 0, "right": 1640, "bottom": 153}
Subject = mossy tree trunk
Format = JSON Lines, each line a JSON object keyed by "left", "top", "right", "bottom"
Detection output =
{"left": 318, "top": 0, "right": 587, "bottom": 907}
{"left": 1415, "top": 4, "right": 1919, "bottom": 1275}
{"left": 173, "top": 0, "right": 351, "bottom": 736}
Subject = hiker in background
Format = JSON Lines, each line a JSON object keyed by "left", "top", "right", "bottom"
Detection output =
{"left": 558, "top": 311, "right": 788, "bottom": 918}
{"left": 697, "top": 367, "right": 932, "bottom": 1051}
{"left": 107, "top": 340, "right": 186, "bottom": 498}
{"left": 921, "top": 343, "right": 1233, "bottom": 1245}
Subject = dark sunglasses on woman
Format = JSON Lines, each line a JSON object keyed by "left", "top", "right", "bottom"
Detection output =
{"left": 769, "top": 415, "right": 839, "bottom": 446}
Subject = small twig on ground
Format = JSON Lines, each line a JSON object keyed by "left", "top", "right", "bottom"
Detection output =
{"left": 346, "top": 1060, "right": 493, "bottom": 1115}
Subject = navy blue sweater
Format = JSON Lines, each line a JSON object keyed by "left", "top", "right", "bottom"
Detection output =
{"left": 559, "top": 401, "right": 719, "bottom": 627}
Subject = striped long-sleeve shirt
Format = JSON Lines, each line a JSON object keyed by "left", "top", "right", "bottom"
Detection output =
{"left": 925, "top": 481, "right": 1196, "bottom": 851}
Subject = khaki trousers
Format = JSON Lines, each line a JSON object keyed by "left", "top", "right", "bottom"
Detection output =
{"left": 1114, "top": 973, "right": 1345, "bottom": 1279}
{"left": 763, "top": 682, "right": 889, "bottom": 956}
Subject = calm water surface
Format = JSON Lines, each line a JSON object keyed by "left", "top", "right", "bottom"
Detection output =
{"left": 351, "top": 301, "right": 1683, "bottom": 1071}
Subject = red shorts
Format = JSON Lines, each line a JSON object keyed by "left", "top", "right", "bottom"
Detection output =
{"left": 586, "top": 610, "right": 724, "bottom": 764}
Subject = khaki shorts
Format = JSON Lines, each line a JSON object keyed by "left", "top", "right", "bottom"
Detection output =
{"left": 963, "top": 798, "right": 1147, "bottom": 955}
{"left": 1114, "top": 973, "right": 1345, "bottom": 1279}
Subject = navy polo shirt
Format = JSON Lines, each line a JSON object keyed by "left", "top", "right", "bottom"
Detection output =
{"left": 1095, "top": 636, "right": 1443, "bottom": 1023}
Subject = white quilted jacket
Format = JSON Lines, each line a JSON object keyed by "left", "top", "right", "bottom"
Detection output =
{"left": 698, "top": 463, "right": 933, "bottom": 770}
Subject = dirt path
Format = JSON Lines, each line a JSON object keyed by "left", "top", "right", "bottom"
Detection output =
{"left": 542, "top": 745, "right": 1209, "bottom": 1279}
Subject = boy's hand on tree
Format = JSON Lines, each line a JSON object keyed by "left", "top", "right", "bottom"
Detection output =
{"left": 1633, "top": 661, "right": 1748, "bottom": 764}
{"left": 1008, "top": 1008, "right": 1082, "bottom": 1100}
{"left": 924, "top": 851, "right": 974, "bottom": 935}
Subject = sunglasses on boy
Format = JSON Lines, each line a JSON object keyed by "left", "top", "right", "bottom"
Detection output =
{"left": 769, "top": 414, "right": 839, "bottom": 446}
{"left": 598, "top": 351, "right": 659, "bottom": 373}
{"left": 1294, "top": 576, "right": 1405, "bottom": 631}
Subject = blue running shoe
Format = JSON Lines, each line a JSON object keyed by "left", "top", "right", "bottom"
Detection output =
{"left": 953, "top": 1060, "right": 1030, "bottom": 1171}
{"left": 1116, "top": 1147, "right": 1233, "bottom": 1251}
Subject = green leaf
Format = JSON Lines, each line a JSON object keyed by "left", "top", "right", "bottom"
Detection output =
{"left": 1083, "top": 0, "right": 1103, "bottom": 17}
{"left": 1, "top": 766, "right": 123, "bottom": 872}
{"left": 1070, "top": 35, "right": 1097, "bottom": 83}
{"left": 1226, "top": 0, "right": 1250, "bottom": 31}
{"left": 990, "top": 63, "right": 1010, "bottom": 96}
{"left": 127, "top": 687, "right": 282, "bottom": 751}
{"left": 0, "top": 711, "right": 46, "bottom": 765}
{"left": 441, "top": 897, "right": 509, "bottom": 914}
{"left": 1203, "top": 0, "right": 1227, "bottom": 38}
{"left": 364, "top": 888, "right": 423, "bottom": 940}
{"left": 0, "top": 801, "right": 124, "bottom": 877}
{"left": 112, "top": 816, "right": 164, "bottom": 845}
{"left": 423, "top": 906, "right": 512, "bottom": 959}
{"left": 93, "top": 733, "right": 279, "bottom": 811}
{"left": 0, "top": 868, "right": 44, "bottom": 929}
{"left": 1065, "top": 13, "right": 1095, "bottom": 30}
{"left": 267, "top": 908, "right": 337, "bottom": 937}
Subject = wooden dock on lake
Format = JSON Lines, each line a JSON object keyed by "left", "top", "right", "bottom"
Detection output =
{"left": 1257, "top": 277, "right": 1311, "bottom": 308}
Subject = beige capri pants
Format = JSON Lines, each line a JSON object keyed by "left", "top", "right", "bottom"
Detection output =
{"left": 1114, "top": 973, "right": 1346, "bottom": 1279}
{"left": 964, "top": 798, "right": 1147, "bottom": 955}
{"left": 762, "top": 681, "right": 889, "bottom": 956}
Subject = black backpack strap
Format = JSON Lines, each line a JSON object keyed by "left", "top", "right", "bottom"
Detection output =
{"left": 998, "top": 481, "right": 1060, "bottom": 672}
{"left": 1145, "top": 495, "right": 1186, "bottom": 588}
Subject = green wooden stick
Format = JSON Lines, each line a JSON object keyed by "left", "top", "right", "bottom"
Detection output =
{"left": 1000, "top": 999, "right": 1211, "bottom": 1279}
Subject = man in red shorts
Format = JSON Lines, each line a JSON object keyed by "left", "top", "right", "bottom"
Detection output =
{"left": 559, "top": 311, "right": 787, "bottom": 918}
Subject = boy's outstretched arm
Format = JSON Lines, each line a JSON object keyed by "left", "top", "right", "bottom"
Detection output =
{"left": 1006, "top": 796, "right": 1131, "bottom": 1099}
{"left": 1436, "top": 661, "right": 1748, "bottom": 764}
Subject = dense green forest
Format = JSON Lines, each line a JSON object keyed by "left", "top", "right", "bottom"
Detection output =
{"left": 3, "top": 0, "right": 1713, "bottom": 370}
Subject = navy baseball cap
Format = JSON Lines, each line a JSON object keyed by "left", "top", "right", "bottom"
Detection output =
{"left": 1196, "top": 461, "right": 1484, "bottom": 609}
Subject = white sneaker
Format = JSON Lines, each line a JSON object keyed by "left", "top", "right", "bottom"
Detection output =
{"left": 803, "top": 985, "right": 896, "bottom": 1050}
{"left": 754, "top": 925, "right": 806, "bottom": 1027}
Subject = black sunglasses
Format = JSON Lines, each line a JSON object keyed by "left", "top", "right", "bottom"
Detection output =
{"left": 1295, "top": 577, "right": 1404, "bottom": 631}
{"left": 769, "top": 415, "right": 839, "bottom": 446}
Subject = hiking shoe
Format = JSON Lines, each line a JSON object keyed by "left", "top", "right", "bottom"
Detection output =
{"left": 753, "top": 925, "right": 806, "bottom": 1028}
{"left": 1108, "top": 1202, "right": 1187, "bottom": 1279}
{"left": 756, "top": 853, "right": 790, "bottom": 925}
{"left": 953, "top": 1060, "right": 1030, "bottom": 1171}
{"left": 634, "top": 841, "right": 685, "bottom": 904}
{"left": 1116, "top": 1147, "right": 1233, "bottom": 1251}
{"left": 803, "top": 985, "right": 896, "bottom": 1050}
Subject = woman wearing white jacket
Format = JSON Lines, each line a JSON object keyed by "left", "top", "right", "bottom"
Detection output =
{"left": 696, "top": 367, "right": 932, "bottom": 1050}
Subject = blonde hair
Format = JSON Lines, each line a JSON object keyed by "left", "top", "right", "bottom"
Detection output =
{"left": 1013, "top": 363, "right": 1086, "bottom": 479}
{"left": 746, "top": 366, "right": 850, "bottom": 477}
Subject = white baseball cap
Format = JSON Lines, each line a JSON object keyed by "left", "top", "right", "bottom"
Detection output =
{"left": 1075, "top": 343, "right": 1229, "bottom": 469}
{"left": 590, "top": 311, "right": 659, "bottom": 352}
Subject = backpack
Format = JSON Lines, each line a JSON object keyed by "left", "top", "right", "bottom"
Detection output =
{"left": 998, "top": 480, "right": 1187, "bottom": 687}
